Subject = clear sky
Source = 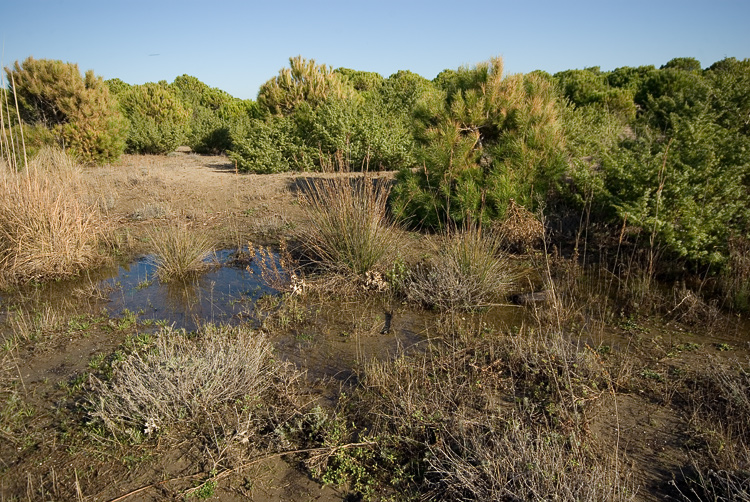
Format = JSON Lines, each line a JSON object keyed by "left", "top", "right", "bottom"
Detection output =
{"left": 2, "top": 0, "right": 749, "bottom": 100}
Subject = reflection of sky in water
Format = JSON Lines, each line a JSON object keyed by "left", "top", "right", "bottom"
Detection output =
{"left": 104, "top": 249, "right": 279, "bottom": 331}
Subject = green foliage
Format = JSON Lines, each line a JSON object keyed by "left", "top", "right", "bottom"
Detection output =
{"left": 171, "top": 74, "right": 258, "bottom": 153}
{"left": 6, "top": 57, "right": 127, "bottom": 164}
{"left": 335, "top": 67, "right": 384, "bottom": 92}
{"left": 257, "top": 56, "right": 357, "bottom": 116}
{"left": 393, "top": 57, "right": 567, "bottom": 229}
{"left": 231, "top": 58, "right": 416, "bottom": 173}
{"left": 554, "top": 68, "right": 636, "bottom": 121}
{"left": 602, "top": 114, "right": 749, "bottom": 267}
{"left": 228, "top": 116, "right": 316, "bottom": 173}
{"left": 661, "top": 57, "right": 702, "bottom": 72}
{"left": 295, "top": 98, "right": 415, "bottom": 171}
{"left": 105, "top": 78, "right": 132, "bottom": 96}
{"left": 705, "top": 57, "right": 750, "bottom": 135}
{"left": 118, "top": 82, "right": 190, "bottom": 154}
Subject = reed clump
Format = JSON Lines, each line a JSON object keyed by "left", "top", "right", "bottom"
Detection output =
{"left": 0, "top": 147, "right": 108, "bottom": 287}
{"left": 148, "top": 221, "right": 215, "bottom": 282}
{"left": 298, "top": 169, "right": 399, "bottom": 277}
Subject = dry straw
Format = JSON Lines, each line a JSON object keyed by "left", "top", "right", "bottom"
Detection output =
{"left": 0, "top": 147, "right": 107, "bottom": 286}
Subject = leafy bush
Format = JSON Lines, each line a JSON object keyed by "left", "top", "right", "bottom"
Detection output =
{"left": 118, "top": 82, "right": 190, "bottom": 154}
{"left": 171, "top": 74, "right": 258, "bottom": 153}
{"left": 229, "top": 115, "right": 316, "bottom": 173}
{"left": 295, "top": 97, "right": 415, "bottom": 171}
{"left": 6, "top": 57, "right": 127, "bottom": 164}
{"left": 393, "top": 57, "right": 567, "bottom": 229}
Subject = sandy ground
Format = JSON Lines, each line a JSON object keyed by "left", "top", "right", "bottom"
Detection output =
{"left": 92, "top": 150, "right": 397, "bottom": 253}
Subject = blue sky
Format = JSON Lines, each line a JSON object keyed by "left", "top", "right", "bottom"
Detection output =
{"left": 2, "top": 0, "right": 749, "bottom": 100}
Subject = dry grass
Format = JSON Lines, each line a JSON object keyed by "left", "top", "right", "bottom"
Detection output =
{"left": 314, "top": 321, "right": 633, "bottom": 501}
{"left": 407, "top": 224, "right": 518, "bottom": 310}
{"left": 148, "top": 221, "right": 215, "bottom": 282}
{"left": 297, "top": 169, "right": 400, "bottom": 277}
{"left": 88, "top": 324, "right": 284, "bottom": 441}
{"left": 0, "top": 147, "right": 108, "bottom": 287}
{"left": 494, "top": 198, "right": 545, "bottom": 252}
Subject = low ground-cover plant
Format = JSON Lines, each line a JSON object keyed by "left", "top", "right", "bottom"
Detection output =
{"left": 0, "top": 147, "right": 108, "bottom": 287}
{"left": 304, "top": 322, "right": 631, "bottom": 501}
{"left": 87, "top": 324, "right": 293, "bottom": 442}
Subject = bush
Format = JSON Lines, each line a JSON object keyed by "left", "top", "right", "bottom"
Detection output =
{"left": 295, "top": 97, "right": 415, "bottom": 171}
{"left": 171, "top": 74, "right": 258, "bottom": 153}
{"left": 88, "top": 324, "right": 281, "bottom": 440}
{"left": 407, "top": 224, "right": 517, "bottom": 310}
{"left": 257, "top": 56, "right": 357, "bottom": 116}
{"left": 118, "top": 82, "right": 190, "bottom": 154}
{"left": 6, "top": 57, "right": 127, "bottom": 164}
{"left": 229, "top": 115, "right": 316, "bottom": 173}
{"left": 392, "top": 57, "right": 567, "bottom": 229}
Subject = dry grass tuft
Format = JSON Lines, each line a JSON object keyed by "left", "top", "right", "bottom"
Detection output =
{"left": 297, "top": 167, "right": 400, "bottom": 277}
{"left": 0, "top": 147, "right": 108, "bottom": 287}
{"left": 407, "top": 224, "right": 517, "bottom": 310}
{"left": 148, "top": 221, "right": 215, "bottom": 282}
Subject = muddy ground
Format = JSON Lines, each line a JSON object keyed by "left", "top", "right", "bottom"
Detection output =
{"left": 1, "top": 151, "right": 748, "bottom": 501}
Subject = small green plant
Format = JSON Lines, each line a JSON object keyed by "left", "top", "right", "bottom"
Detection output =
{"left": 640, "top": 368, "right": 664, "bottom": 382}
{"left": 188, "top": 479, "right": 217, "bottom": 499}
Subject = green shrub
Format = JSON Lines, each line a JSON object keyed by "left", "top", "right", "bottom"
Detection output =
{"left": 118, "top": 82, "right": 190, "bottom": 154}
{"left": 295, "top": 98, "right": 415, "bottom": 171}
{"left": 6, "top": 57, "right": 127, "bottom": 164}
{"left": 257, "top": 56, "right": 357, "bottom": 116}
{"left": 392, "top": 57, "right": 567, "bottom": 229}
{"left": 229, "top": 116, "right": 316, "bottom": 173}
{"left": 171, "top": 74, "right": 258, "bottom": 153}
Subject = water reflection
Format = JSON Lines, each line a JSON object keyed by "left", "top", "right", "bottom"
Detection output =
{"left": 104, "top": 248, "right": 278, "bottom": 331}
